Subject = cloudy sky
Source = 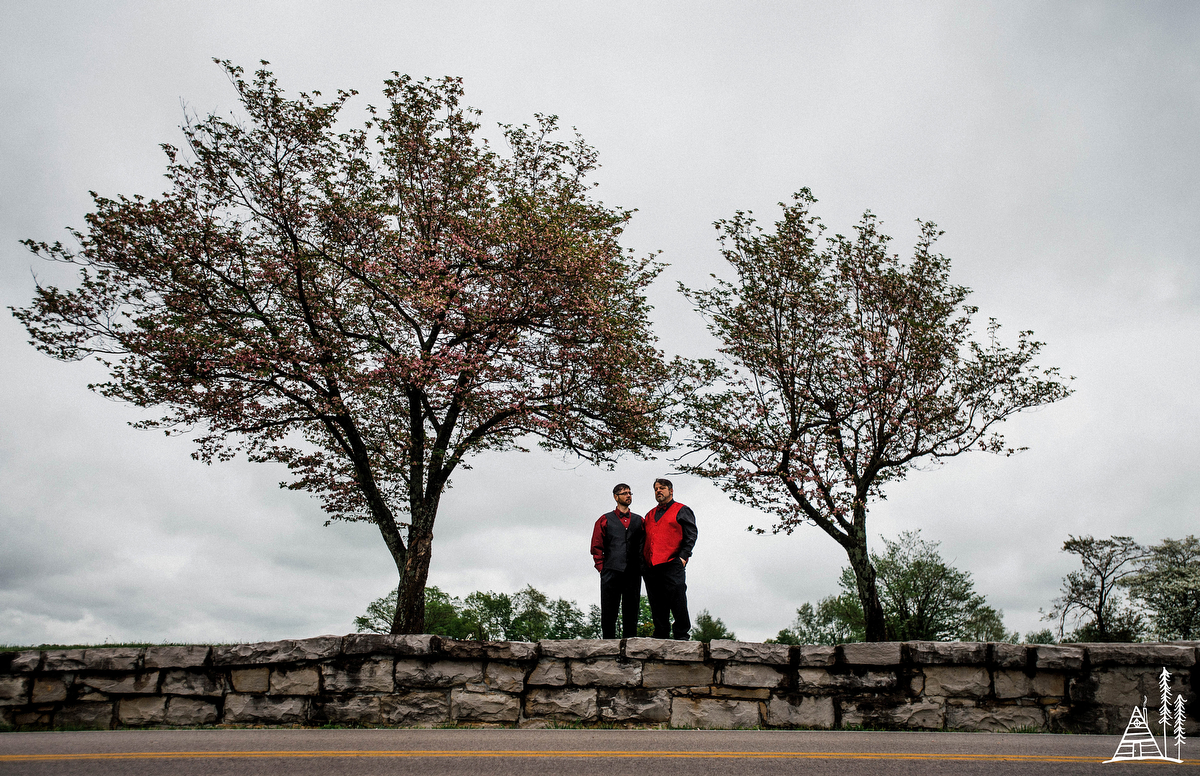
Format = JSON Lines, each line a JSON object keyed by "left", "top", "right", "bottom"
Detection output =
{"left": 2, "top": 1, "right": 1197, "bottom": 646}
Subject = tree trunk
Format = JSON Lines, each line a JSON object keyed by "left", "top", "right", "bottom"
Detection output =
{"left": 392, "top": 528, "right": 434, "bottom": 634}
{"left": 846, "top": 536, "right": 887, "bottom": 642}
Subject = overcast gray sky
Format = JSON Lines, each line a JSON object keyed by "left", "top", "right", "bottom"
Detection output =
{"left": 2, "top": 1, "right": 1198, "bottom": 646}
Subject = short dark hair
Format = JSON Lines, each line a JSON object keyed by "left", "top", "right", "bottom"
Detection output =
{"left": 613, "top": 483, "right": 631, "bottom": 495}
{"left": 654, "top": 478, "right": 673, "bottom": 490}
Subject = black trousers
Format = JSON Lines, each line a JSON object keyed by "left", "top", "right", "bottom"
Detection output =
{"left": 599, "top": 568, "right": 642, "bottom": 639}
{"left": 644, "top": 558, "right": 690, "bottom": 639}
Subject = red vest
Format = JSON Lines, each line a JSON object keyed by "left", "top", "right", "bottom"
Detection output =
{"left": 644, "top": 501, "right": 685, "bottom": 566}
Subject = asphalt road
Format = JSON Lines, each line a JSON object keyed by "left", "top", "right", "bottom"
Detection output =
{"left": 1, "top": 728, "right": 1196, "bottom": 775}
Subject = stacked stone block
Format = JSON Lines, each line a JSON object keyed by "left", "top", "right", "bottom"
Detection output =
{"left": 1, "top": 637, "right": 1195, "bottom": 733}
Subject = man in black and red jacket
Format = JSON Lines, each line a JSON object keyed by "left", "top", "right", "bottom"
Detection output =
{"left": 643, "top": 478, "right": 698, "bottom": 639}
{"left": 590, "top": 483, "right": 645, "bottom": 639}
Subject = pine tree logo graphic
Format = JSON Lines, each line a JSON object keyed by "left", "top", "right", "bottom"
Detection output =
{"left": 1105, "top": 667, "right": 1187, "bottom": 764}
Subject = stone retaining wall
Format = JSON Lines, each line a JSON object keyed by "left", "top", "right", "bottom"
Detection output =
{"left": 1, "top": 637, "right": 1196, "bottom": 732}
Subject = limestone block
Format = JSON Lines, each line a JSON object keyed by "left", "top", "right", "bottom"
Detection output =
{"left": 1033, "top": 645, "right": 1084, "bottom": 670}
{"left": 42, "top": 650, "right": 87, "bottom": 672}
{"left": 119, "top": 696, "right": 167, "bottom": 726}
{"left": 993, "top": 670, "right": 1031, "bottom": 699}
{"left": 75, "top": 688, "right": 108, "bottom": 703}
{"left": 82, "top": 648, "right": 142, "bottom": 672}
{"left": 671, "top": 697, "right": 760, "bottom": 729}
{"left": 55, "top": 702, "right": 114, "bottom": 730}
{"left": 15, "top": 710, "right": 52, "bottom": 728}
{"left": 841, "top": 643, "right": 902, "bottom": 666}
{"left": 164, "top": 697, "right": 219, "bottom": 726}
{"left": 439, "top": 639, "right": 537, "bottom": 661}
{"left": 710, "top": 687, "right": 771, "bottom": 699}
{"left": 598, "top": 688, "right": 671, "bottom": 722}
{"left": 394, "top": 659, "right": 482, "bottom": 688}
{"left": 767, "top": 695, "right": 835, "bottom": 729}
{"left": 161, "top": 669, "right": 225, "bottom": 697}
{"left": 843, "top": 700, "right": 944, "bottom": 730}
{"left": 642, "top": 662, "right": 714, "bottom": 688}
{"left": 381, "top": 691, "right": 449, "bottom": 726}
{"left": 322, "top": 657, "right": 394, "bottom": 693}
{"left": 721, "top": 663, "right": 786, "bottom": 688}
{"left": 524, "top": 688, "right": 599, "bottom": 720}
{"left": 322, "top": 696, "right": 382, "bottom": 725}
{"left": 908, "top": 642, "right": 987, "bottom": 665}
{"left": 0, "top": 676, "right": 30, "bottom": 706}
{"left": 1070, "top": 667, "right": 1143, "bottom": 706}
{"left": 451, "top": 688, "right": 521, "bottom": 722}
{"left": 144, "top": 646, "right": 211, "bottom": 669}
{"left": 211, "top": 636, "right": 342, "bottom": 666}
{"left": 31, "top": 677, "right": 68, "bottom": 703}
{"left": 223, "top": 694, "right": 308, "bottom": 724}
{"left": 528, "top": 659, "right": 567, "bottom": 686}
{"left": 947, "top": 704, "right": 1046, "bottom": 732}
{"left": 270, "top": 666, "right": 320, "bottom": 695}
{"left": 922, "top": 666, "right": 990, "bottom": 698}
{"left": 1032, "top": 672, "right": 1065, "bottom": 698}
{"left": 81, "top": 671, "right": 159, "bottom": 695}
{"left": 624, "top": 638, "right": 705, "bottom": 661}
{"left": 14, "top": 710, "right": 52, "bottom": 728}
{"left": 342, "top": 634, "right": 436, "bottom": 657}
{"left": 993, "top": 644, "right": 1029, "bottom": 669}
{"left": 797, "top": 646, "right": 837, "bottom": 667}
{"left": 997, "top": 673, "right": 1065, "bottom": 701}
{"left": 796, "top": 669, "right": 896, "bottom": 691}
{"left": 540, "top": 639, "right": 620, "bottom": 659}
{"left": 570, "top": 658, "right": 641, "bottom": 687}
{"left": 231, "top": 667, "right": 270, "bottom": 693}
{"left": 9, "top": 651, "right": 42, "bottom": 672}
{"left": 708, "top": 641, "right": 791, "bottom": 665}
{"left": 482, "top": 663, "right": 526, "bottom": 693}
{"left": 1087, "top": 643, "right": 1196, "bottom": 667}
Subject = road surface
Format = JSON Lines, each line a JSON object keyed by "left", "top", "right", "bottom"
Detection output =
{"left": 1, "top": 728, "right": 1195, "bottom": 774}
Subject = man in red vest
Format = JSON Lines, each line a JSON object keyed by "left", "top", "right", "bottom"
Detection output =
{"left": 642, "top": 478, "right": 698, "bottom": 639}
{"left": 590, "top": 483, "right": 645, "bottom": 638}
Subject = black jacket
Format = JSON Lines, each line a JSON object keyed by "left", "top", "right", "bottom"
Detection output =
{"left": 591, "top": 510, "right": 645, "bottom": 573}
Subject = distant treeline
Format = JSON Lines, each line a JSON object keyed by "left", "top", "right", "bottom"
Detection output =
{"left": 356, "top": 585, "right": 737, "bottom": 643}
{"left": 357, "top": 531, "right": 1197, "bottom": 646}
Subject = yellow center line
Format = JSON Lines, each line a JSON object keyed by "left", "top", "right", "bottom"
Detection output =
{"left": 2, "top": 749, "right": 1172, "bottom": 764}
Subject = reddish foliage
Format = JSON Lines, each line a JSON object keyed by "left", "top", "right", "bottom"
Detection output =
{"left": 678, "top": 190, "right": 1072, "bottom": 640}
{"left": 14, "top": 61, "right": 684, "bottom": 633}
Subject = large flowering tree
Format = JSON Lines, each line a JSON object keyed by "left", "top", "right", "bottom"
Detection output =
{"left": 678, "top": 190, "right": 1072, "bottom": 642}
{"left": 14, "top": 62, "right": 683, "bottom": 634}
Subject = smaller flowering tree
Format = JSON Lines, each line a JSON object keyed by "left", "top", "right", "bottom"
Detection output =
{"left": 13, "top": 61, "right": 684, "bottom": 634}
{"left": 678, "top": 190, "right": 1072, "bottom": 641}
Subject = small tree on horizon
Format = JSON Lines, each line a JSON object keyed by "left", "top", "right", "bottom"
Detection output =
{"left": 678, "top": 191, "right": 1071, "bottom": 641}
{"left": 1044, "top": 535, "right": 1146, "bottom": 642}
{"left": 13, "top": 61, "right": 683, "bottom": 634}
{"left": 689, "top": 610, "right": 736, "bottom": 642}
{"left": 770, "top": 530, "right": 1013, "bottom": 644}
{"left": 1122, "top": 535, "right": 1200, "bottom": 640}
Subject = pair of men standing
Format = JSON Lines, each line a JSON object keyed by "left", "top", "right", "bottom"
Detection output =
{"left": 589, "top": 478, "right": 697, "bottom": 639}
